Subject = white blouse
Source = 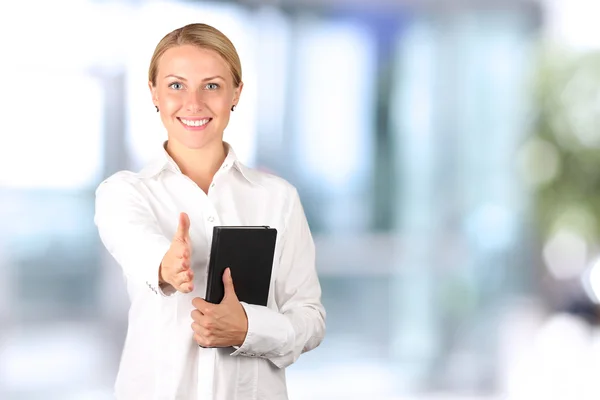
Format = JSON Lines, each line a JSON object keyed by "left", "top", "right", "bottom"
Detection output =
{"left": 94, "top": 143, "right": 326, "bottom": 400}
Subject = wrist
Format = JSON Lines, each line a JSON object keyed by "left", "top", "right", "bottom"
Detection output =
{"left": 237, "top": 311, "right": 248, "bottom": 346}
{"left": 158, "top": 261, "right": 166, "bottom": 284}
{"left": 237, "top": 331, "right": 247, "bottom": 347}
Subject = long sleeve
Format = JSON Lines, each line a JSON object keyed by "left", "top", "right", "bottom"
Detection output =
{"left": 94, "top": 172, "right": 174, "bottom": 296}
{"left": 230, "top": 187, "right": 326, "bottom": 368}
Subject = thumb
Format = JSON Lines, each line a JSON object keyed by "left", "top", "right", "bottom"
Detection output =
{"left": 222, "top": 268, "right": 237, "bottom": 301}
{"left": 175, "top": 212, "right": 190, "bottom": 241}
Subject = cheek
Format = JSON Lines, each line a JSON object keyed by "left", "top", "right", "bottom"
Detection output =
{"left": 211, "top": 94, "right": 233, "bottom": 114}
{"left": 161, "top": 92, "right": 183, "bottom": 111}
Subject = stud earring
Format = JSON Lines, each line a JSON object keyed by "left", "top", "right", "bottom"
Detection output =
{"left": 231, "top": 105, "right": 236, "bottom": 112}
{"left": 155, "top": 106, "right": 159, "bottom": 112}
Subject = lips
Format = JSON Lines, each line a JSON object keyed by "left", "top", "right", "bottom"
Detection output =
{"left": 178, "top": 117, "right": 212, "bottom": 130}
{"left": 179, "top": 117, "right": 211, "bottom": 127}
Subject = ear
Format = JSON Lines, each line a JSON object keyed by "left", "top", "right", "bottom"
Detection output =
{"left": 232, "top": 81, "right": 244, "bottom": 107}
{"left": 148, "top": 81, "right": 158, "bottom": 107}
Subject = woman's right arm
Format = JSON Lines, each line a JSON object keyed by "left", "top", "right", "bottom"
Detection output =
{"left": 94, "top": 172, "right": 192, "bottom": 296}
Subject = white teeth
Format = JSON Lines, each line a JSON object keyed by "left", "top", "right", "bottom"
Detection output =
{"left": 181, "top": 118, "right": 210, "bottom": 127}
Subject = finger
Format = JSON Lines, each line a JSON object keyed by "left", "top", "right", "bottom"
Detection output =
{"left": 222, "top": 268, "right": 237, "bottom": 302}
{"left": 201, "top": 327, "right": 213, "bottom": 338}
{"left": 194, "top": 332, "right": 203, "bottom": 346}
{"left": 191, "top": 310, "right": 203, "bottom": 323}
{"left": 191, "top": 321, "right": 202, "bottom": 333}
{"left": 194, "top": 333, "right": 210, "bottom": 347}
{"left": 175, "top": 270, "right": 193, "bottom": 292}
{"left": 192, "top": 320, "right": 213, "bottom": 338}
{"left": 174, "top": 212, "right": 190, "bottom": 242}
{"left": 175, "top": 259, "right": 192, "bottom": 274}
{"left": 175, "top": 269, "right": 193, "bottom": 286}
{"left": 179, "top": 281, "right": 194, "bottom": 293}
{"left": 192, "top": 297, "right": 212, "bottom": 314}
{"left": 174, "top": 243, "right": 191, "bottom": 260}
{"left": 176, "top": 250, "right": 190, "bottom": 260}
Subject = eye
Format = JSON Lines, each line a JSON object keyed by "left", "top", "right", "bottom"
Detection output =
{"left": 169, "top": 82, "right": 184, "bottom": 90}
{"left": 205, "top": 83, "right": 220, "bottom": 90}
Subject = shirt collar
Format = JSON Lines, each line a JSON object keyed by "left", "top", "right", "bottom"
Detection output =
{"left": 139, "top": 141, "right": 258, "bottom": 185}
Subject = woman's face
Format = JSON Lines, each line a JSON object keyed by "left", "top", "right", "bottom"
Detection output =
{"left": 149, "top": 44, "right": 242, "bottom": 150}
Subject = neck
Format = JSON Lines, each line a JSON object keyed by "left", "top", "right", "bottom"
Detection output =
{"left": 166, "top": 139, "right": 227, "bottom": 190}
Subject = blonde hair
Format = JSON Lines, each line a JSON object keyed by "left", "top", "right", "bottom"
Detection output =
{"left": 148, "top": 23, "right": 242, "bottom": 87}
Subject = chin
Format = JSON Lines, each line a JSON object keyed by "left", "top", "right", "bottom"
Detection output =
{"left": 174, "top": 132, "right": 220, "bottom": 150}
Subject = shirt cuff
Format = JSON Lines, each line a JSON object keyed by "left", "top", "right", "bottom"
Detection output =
{"left": 229, "top": 302, "right": 295, "bottom": 358}
{"left": 158, "top": 281, "right": 177, "bottom": 296}
{"left": 142, "top": 237, "right": 173, "bottom": 297}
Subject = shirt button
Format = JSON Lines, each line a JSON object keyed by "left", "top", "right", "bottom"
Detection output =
{"left": 207, "top": 216, "right": 215, "bottom": 223}
{"left": 210, "top": 183, "right": 215, "bottom": 188}
{"left": 222, "top": 163, "right": 228, "bottom": 169}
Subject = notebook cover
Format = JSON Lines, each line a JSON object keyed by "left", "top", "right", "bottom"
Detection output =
{"left": 205, "top": 226, "right": 277, "bottom": 306}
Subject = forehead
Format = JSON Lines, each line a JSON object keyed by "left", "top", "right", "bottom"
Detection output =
{"left": 158, "top": 44, "right": 230, "bottom": 79}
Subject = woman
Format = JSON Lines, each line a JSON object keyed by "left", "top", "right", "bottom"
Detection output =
{"left": 94, "top": 23, "right": 326, "bottom": 400}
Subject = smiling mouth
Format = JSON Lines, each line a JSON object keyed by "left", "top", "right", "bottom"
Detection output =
{"left": 178, "top": 117, "right": 212, "bottom": 129}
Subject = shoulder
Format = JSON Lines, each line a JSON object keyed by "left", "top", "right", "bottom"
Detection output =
{"left": 94, "top": 169, "right": 152, "bottom": 205}
{"left": 97, "top": 149, "right": 170, "bottom": 191}
{"left": 96, "top": 155, "right": 165, "bottom": 193}
{"left": 96, "top": 170, "right": 141, "bottom": 191}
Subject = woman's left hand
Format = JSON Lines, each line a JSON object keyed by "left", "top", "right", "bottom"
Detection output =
{"left": 191, "top": 268, "right": 248, "bottom": 347}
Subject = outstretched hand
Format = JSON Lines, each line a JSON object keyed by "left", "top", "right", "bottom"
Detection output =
{"left": 191, "top": 268, "right": 248, "bottom": 347}
{"left": 159, "top": 212, "right": 194, "bottom": 293}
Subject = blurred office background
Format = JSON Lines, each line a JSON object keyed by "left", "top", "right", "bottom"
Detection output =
{"left": 2, "top": 0, "right": 600, "bottom": 398}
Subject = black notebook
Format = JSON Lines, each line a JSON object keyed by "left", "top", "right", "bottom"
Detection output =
{"left": 205, "top": 226, "right": 277, "bottom": 306}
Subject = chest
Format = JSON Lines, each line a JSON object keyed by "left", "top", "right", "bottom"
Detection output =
{"left": 142, "top": 175, "right": 288, "bottom": 270}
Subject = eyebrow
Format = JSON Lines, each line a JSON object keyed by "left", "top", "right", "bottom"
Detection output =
{"left": 202, "top": 75, "right": 225, "bottom": 82}
{"left": 164, "top": 74, "right": 187, "bottom": 81}
{"left": 164, "top": 74, "right": 225, "bottom": 82}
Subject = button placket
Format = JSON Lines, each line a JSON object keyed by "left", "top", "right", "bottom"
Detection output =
{"left": 208, "top": 165, "right": 225, "bottom": 193}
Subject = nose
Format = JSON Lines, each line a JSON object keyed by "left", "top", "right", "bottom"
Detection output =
{"left": 185, "top": 89, "right": 205, "bottom": 113}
